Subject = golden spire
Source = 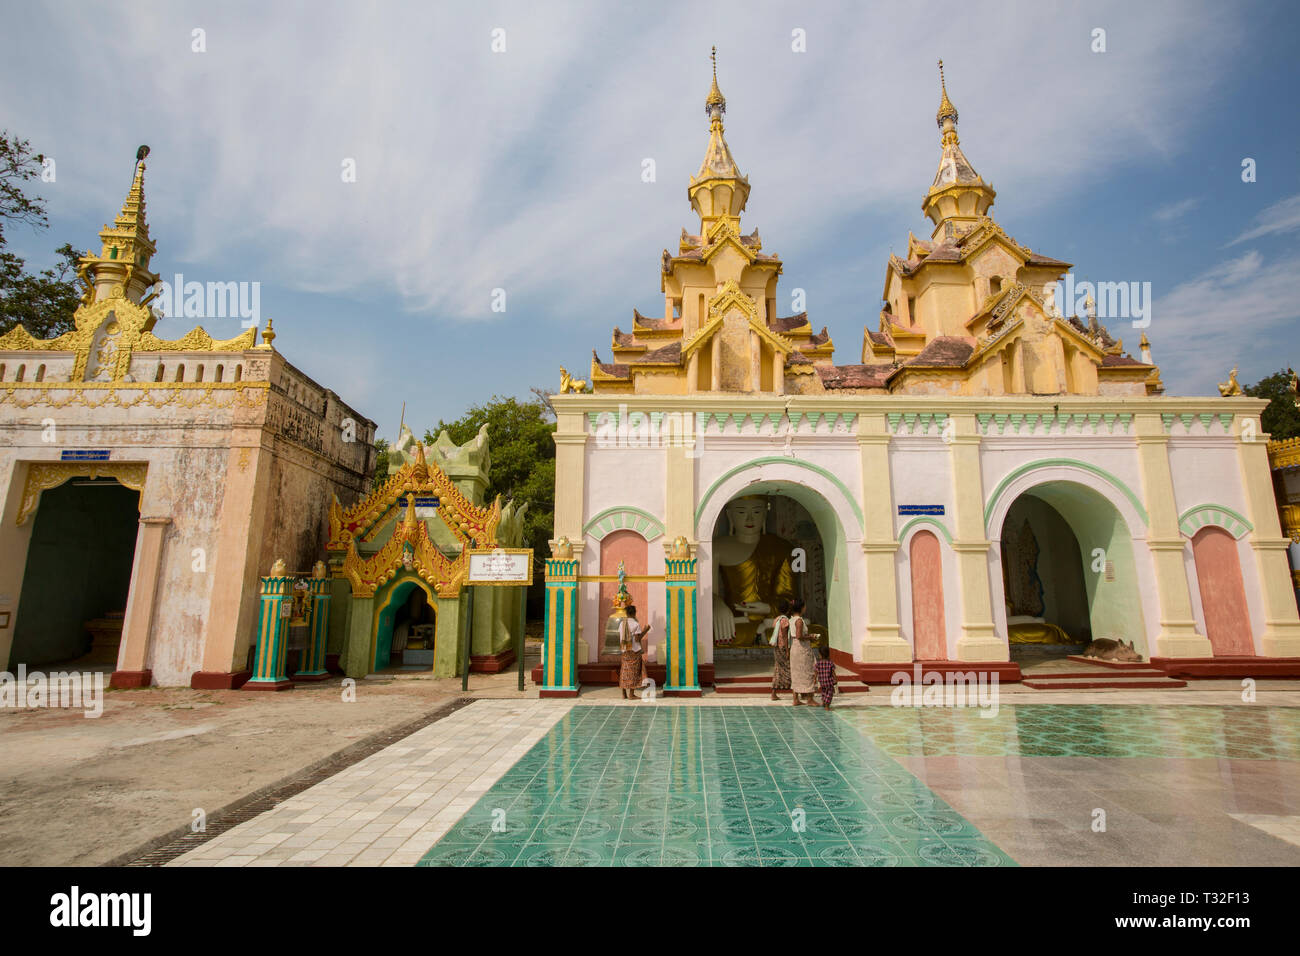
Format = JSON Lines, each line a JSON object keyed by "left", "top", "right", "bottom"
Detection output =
{"left": 117, "top": 148, "right": 151, "bottom": 238}
{"left": 706, "top": 45, "right": 726, "bottom": 128}
{"left": 690, "top": 46, "right": 749, "bottom": 228}
{"left": 258, "top": 315, "right": 276, "bottom": 349}
{"left": 936, "top": 60, "right": 959, "bottom": 143}
{"left": 78, "top": 146, "right": 159, "bottom": 304}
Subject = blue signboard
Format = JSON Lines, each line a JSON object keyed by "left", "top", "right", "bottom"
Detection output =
{"left": 397, "top": 496, "right": 439, "bottom": 508}
{"left": 60, "top": 450, "right": 111, "bottom": 462}
{"left": 898, "top": 504, "right": 945, "bottom": 516}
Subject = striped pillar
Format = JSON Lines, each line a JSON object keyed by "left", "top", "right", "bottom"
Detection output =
{"left": 245, "top": 576, "right": 294, "bottom": 691}
{"left": 541, "top": 558, "right": 580, "bottom": 697}
{"left": 294, "top": 577, "right": 331, "bottom": 680}
{"left": 664, "top": 555, "right": 701, "bottom": 696}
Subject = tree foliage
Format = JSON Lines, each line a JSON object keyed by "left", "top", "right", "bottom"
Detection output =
{"left": 1245, "top": 369, "right": 1300, "bottom": 442}
{"left": 0, "top": 131, "right": 81, "bottom": 339}
{"left": 370, "top": 436, "right": 390, "bottom": 489}
{"left": 426, "top": 396, "right": 555, "bottom": 611}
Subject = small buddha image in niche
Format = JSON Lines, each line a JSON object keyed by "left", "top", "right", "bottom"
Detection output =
{"left": 712, "top": 495, "right": 797, "bottom": 646}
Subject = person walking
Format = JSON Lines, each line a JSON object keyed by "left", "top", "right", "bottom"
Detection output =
{"left": 770, "top": 599, "right": 792, "bottom": 701}
{"left": 814, "top": 644, "right": 837, "bottom": 710}
{"left": 788, "top": 598, "right": 817, "bottom": 706}
{"left": 619, "top": 605, "right": 651, "bottom": 700}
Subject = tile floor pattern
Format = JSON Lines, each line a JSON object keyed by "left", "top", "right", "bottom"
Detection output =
{"left": 418, "top": 705, "right": 1015, "bottom": 866}
{"left": 838, "top": 704, "right": 1300, "bottom": 759}
{"left": 167, "top": 700, "right": 1300, "bottom": 867}
{"left": 167, "top": 700, "right": 574, "bottom": 867}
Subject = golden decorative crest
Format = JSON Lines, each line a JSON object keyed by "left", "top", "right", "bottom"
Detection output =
{"left": 0, "top": 290, "right": 257, "bottom": 387}
{"left": 16, "top": 462, "right": 147, "bottom": 525}
{"left": 329, "top": 444, "right": 500, "bottom": 599}
{"left": 340, "top": 493, "right": 466, "bottom": 599}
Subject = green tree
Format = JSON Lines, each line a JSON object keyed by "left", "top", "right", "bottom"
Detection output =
{"left": 426, "top": 395, "right": 556, "bottom": 613}
{"left": 1244, "top": 369, "right": 1300, "bottom": 441}
{"left": 370, "top": 436, "right": 391, "bottom": 489}
{"left": 0, "top": 131, "right": 81, "bottom": 339}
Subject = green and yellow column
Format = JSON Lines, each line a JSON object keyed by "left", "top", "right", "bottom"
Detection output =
{"left": 541, "top": 548, "right": 580, "bottom": 697}
{"left": 294, "top": 565, "right": 332, "bottom": 681}
{"left": 245, "top": 568, "right": 294, "bottom": 691}
{"left": 663, "top": 549, "right": 701, "bottom": 696}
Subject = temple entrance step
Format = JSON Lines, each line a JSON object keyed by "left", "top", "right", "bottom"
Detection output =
{"left": 1022, "top": 667, "right": 1186, "bottom": 690}
{"left": 712, "top": 671, "right": 871, "bottom": 694}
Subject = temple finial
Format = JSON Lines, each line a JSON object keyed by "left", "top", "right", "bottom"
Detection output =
{"left": 936, "top": 59, "right": 958, "bottom": 143}
{"left": 706, "top": 45, "right": 726, "bottom": 124}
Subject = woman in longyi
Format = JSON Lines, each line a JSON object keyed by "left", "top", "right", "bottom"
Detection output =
{"left": 618, "top": 604, "right": 651, "bottom": 699}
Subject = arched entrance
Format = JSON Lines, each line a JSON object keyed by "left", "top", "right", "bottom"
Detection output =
{"left": 696, "top": 460, "right": 861, "bottom": 664}
{"left": 11, "top": 477, "right": 139, "bottom": 668}
{"left": 989, "top": 476, "right": 1148, "bottom": 658}
{"left": 1190, "top": 526, "right": 1254, "bottom": 656}
{"left": 372, "top": 576, "right": 437, "bottom": 671}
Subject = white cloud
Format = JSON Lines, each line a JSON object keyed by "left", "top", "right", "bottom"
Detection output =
{"left": 1227, "top": 194, "right": 1300, "bottom": 246}
{"left": 1152, "top": 250, "right": 1300, "bottom": 392}
{"left": 1153, "top": 197, "right": 1200, "bottom": 222}
{"left": 2, "top": 0, "right": 1245, "bottom": 323}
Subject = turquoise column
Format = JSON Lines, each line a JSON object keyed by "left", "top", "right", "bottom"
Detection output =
{"left": 245, "top": 575, "right": 294, "bottom": 691}
{"left": 541, "top": 557, "right": 579, "bottom": 697}
{"left": 294, "top": 574, "right": 331, "bottom": 680}
{"left": 664, "top": 555, "right": 701, "bottom": 696}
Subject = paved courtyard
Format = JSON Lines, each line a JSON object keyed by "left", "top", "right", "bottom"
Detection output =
{"left": 167, "top": 696, "right": 1300, "bottom": 867}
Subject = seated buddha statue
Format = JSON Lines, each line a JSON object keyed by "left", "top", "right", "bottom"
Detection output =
{"left": 712, "top": 496, "right": 797, "bottom": 646}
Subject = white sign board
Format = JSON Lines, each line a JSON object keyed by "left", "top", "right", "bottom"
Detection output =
{"left": 467, "top": 548, "right": 533, "bottom": 585}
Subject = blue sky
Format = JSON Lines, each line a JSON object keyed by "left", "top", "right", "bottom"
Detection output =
{"left": 3, "top": 0, "right": 1299, "bottom": 439}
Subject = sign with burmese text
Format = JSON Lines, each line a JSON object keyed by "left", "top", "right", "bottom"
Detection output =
{"left": 467, "top": 548, "right": 534, "bottom": 586}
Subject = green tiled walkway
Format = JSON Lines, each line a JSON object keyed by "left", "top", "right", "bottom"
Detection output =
{"left": 419, "top": 705, "right": 1015, "bottom": 866}
{"left": 838, "top": 704, "right": 1300, "bottom": 759}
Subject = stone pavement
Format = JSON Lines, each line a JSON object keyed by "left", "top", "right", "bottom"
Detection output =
{"left": 167, "top": 692, "right": 1300, "bottom": 867}
{"left": 168, "top": 699, "right": 573, "bottom": 867}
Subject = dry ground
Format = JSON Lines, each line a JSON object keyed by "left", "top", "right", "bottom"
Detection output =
{"left": 0, "top": 661, "right": 536, "bottom": 866}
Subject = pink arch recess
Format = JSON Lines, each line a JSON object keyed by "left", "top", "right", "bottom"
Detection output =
{"left": 1191, "top": 526, "right": 1254, "bottom": 656}
{"left": 910, "top": 530, "right": 947, "bottom": 661}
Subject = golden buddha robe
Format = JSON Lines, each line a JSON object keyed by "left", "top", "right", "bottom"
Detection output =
{"left": 718, "top": 533, "right": 798, "bottom": 646}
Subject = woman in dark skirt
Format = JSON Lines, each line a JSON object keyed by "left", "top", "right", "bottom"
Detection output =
{"left": 619, "top": 605, "right": 651, "bottom": 699}
{"left": 770, "top": 599, "right": 792, "bottom": 700}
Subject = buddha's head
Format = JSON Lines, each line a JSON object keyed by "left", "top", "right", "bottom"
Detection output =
{"left": 725, "top": 496, "right": 768, "bottom": 542}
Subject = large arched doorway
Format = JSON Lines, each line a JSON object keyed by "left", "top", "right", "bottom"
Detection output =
{"left": 709, "top": 493, "right": 828, "bottom": 650}
{"left": 372, "top": 577, "right": 437, "bottom": 671}
{"left": 1191, "top": 526, "right": 1254, "bottom": 656}
{"left": 698, "top": 473, "right": 857, "bottom": 683}
{"left": 992, "top": 479, "right": 1147, "bottom": 660}
{"left": 10, "top": 477, "right": 139, "bottom": 668}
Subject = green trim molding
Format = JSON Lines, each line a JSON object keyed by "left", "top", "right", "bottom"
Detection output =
{"left": 983, "top": 458, "right": 1149, "bottom": 530}
{"left": 583, "top": 506, "right": 666, "bottom": 541}
{"left": 694, "top": 456, "right": 865, "bottom": 533}
{"left": 1178, "top": 503, "right": 1253, "bottom": 540}
{"left": 897, "top": 515, "right": 954, "bottom": 545}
